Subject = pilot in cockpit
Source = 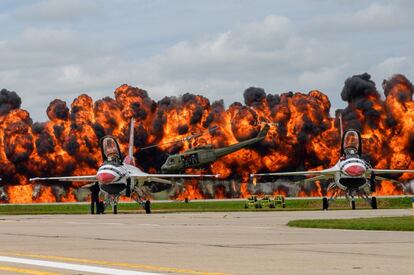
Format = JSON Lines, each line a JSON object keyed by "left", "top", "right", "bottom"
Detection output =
{"left": 103, "top": 138, "right": 121, "bottom": 164}
{"left": 343, "top": 130, "right": 360, "bottom": 158}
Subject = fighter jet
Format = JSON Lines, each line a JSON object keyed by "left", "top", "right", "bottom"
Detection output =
{"left": 250, "top": 116, "right": 414, "bottom": 210}
{"left": 30, "top": 119, "right": 218, "bottom": 214}
{"left": 143, "top": 124, "right": 269, "bottom": 173}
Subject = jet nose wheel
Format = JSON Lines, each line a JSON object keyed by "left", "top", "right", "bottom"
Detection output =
{"left": 322, "top": 197, "right": 329, "bottom": 210}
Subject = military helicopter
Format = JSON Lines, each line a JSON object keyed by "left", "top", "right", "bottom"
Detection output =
{"left": 142, "top": 124, "right": 270, "bottom": 173}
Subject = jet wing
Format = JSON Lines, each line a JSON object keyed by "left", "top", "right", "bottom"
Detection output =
{"left": 129, "top": 173, "right": 219, "bottom": 185}
{"left": 371, "top": 169, "right": 414, "bottom": 174}
{"left": 146, "top": 177, "right": 174, "bottom": 185}
{"left": 251, "top": 169, "right": 338, "bottom": 178}
{"left": 30, "top": 175, "right": 97, "bottom": 182}
{"left": 146, "top": 174, "right": 219, "bottom": 178}
{"left": 293, "top": 174, "right": 333, "bottom": 185}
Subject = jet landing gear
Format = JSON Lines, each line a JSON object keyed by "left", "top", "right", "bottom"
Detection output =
{"left": 361, "top": 193, "right": 377, "bottom": 209}
{"left": 346, "top": 193, "right": 356, "bottom": 210}
{"left": 104, "top": 195, "right": 120, "bottom": 214}
{"left": 345, "top": 190, "right": 357, "bottom": 210}
{"left": 136, "top": 200, "right": 151, "bottom": 214}
{"left": 132, "top": 194, "right": 152, "bottom": 214}
{"left": 351, "top": 197, "right": 356, "bottom": 210}
{"left": 322, "top": 187, "right": 340, "bottom": 210}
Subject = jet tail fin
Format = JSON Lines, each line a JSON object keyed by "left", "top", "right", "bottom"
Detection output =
{"left": 339, "top": 113, "right": 343, "bottom": 138}
{"left": 124, "top": 118, "right": 136, "bottom": 165}
{"left": 129, "top": 118, "right": 135, "bottom": 158}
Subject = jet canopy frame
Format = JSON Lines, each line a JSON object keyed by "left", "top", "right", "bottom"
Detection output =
{"left": 100, "top": 136, "right": 123, "bottom": 163}
{"left": 341, "top": 129, "right": 362, "bottom": 157}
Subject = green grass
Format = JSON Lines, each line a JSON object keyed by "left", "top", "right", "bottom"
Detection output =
{"left": 288, "top": 216, "right": 414, "bottom": 231}
{"left": 0, "top": 197, "right": 412, "bottom": 215}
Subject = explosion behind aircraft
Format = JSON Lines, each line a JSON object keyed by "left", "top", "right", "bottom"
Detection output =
{"left": 250, "top": 116, "right": 414, "bottom": 209}
{"left": 30, "top": 119, "right": 218, "bottom": 213}
{"left": 142, "top": 123, "right": 270, "bottom": 173}
{"left": 1, "top": 73, "right": 414, "bottom": 202}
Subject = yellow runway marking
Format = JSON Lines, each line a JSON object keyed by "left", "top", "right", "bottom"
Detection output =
{"left": 6, "top": 253, "right": 231, "bottom": 275}
{"left": 0, "top": 265, "right": 60, "bottom": 275}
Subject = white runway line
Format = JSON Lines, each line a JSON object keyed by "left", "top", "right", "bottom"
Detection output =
{"left": 0, "top": 256, "right": 161, "bottom": 275}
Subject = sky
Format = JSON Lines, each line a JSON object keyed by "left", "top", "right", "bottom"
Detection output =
{"left": 0, "top": 0, "right": 413, "bottom": 122}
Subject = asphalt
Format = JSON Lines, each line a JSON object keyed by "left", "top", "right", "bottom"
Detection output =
{"left": 0, "top": 209, "right": 413, "bottom": 274}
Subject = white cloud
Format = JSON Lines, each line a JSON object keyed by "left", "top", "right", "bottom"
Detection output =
{"left": 145, "top": 15, "right": 339, "bottom": 86}
{"left": 15, "top": 27, "right": 78, "bottom": 51}
{"left": 58, "top": 65, "right": 82, "bottom": 83}
{"left": 370, "top": 57, "right": 414, "bottom": 90}
{"left": 298, "top": 66, "right": 345, "bottom": 90}
{"left": 309, "top": 2, "right": 414, "bottom": 32}
{"left": 1, "top": 1, "right": 413, "bottom": 122}
{"left": 373, "top": 57, "right": 414, "bottom": 76}
{"left": 0, "top": 14, "right": 353, "bottom": 120}
{"left": 14, "top": 0, "right": 99, "bottom": 22}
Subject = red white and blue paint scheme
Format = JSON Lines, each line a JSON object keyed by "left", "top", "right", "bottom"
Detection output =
{"left": 30, "top": 119, "right": 218, "bottom": 214}
{"left": 251, "top": 115, "right": 414, "bottom": 210}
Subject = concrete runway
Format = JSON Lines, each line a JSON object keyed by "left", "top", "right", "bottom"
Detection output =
{"left": 0, "top": 209, "right": 413, "bottom": 275}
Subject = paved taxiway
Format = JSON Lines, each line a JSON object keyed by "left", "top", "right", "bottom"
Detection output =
{"left": 0, "top": 209, "right": 413, "bottom": 274}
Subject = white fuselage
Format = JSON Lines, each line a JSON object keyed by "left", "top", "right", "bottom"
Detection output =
{"left": 329, "top": 157, "right": 371, "bottom": 192}
{"left": 96, "top": 162, "right": 146, "bottom": 195}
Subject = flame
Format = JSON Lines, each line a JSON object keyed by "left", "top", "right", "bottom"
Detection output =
{"left": 176, "top": 180, "right": 204, "bottom": 200}
{"left": 0, "top": 73, "right": 413, "bottom": 202}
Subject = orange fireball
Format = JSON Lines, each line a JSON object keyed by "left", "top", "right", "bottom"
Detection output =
{"left": 0, "top": 73, "right": 413, "bottom": 202}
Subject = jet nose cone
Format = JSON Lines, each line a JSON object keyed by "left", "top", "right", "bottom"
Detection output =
{"left": 344, "top": 165, "right": 366, "bottom": 176}
{"left": 96, "top": 172, "right": 116, "bottom": 184}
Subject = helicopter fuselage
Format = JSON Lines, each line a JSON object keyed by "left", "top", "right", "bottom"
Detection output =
{"left": 161, "top": 149, "right": 217, "bottom": 173}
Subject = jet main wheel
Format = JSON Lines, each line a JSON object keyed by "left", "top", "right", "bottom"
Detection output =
{"left": 371, "top": 197, "right": 378, "bottom": 209}
{"left": 113, "top": 204, "right": 117, "bottom": 214}
{"left": 322, "top": 197, "right": 329, "bottom": 210}
{"left": 351, "top": 200, "right": 356, "bottom": 210}
{"left": 145, "top": 200, "right": 151, "bottom": 214}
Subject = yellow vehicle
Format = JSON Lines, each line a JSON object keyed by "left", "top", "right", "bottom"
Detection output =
{"left": 244, "top": 195, "right": 262, "bottom": 208}
{"left": 274, "top": 195, "right": 286, "bottom": 208}
{"left": 260, "top": 195, "right": 276, "bottom": 208}
{"left": 245, "top": 195, "right": 286, "bottom": 209}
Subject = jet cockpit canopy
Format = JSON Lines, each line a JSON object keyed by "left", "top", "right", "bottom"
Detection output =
{"left": 100, "top": 136, "right": 123, "bottom": 164}
{"left": 341, "top": 130, "right": 362, "bottom": 157}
